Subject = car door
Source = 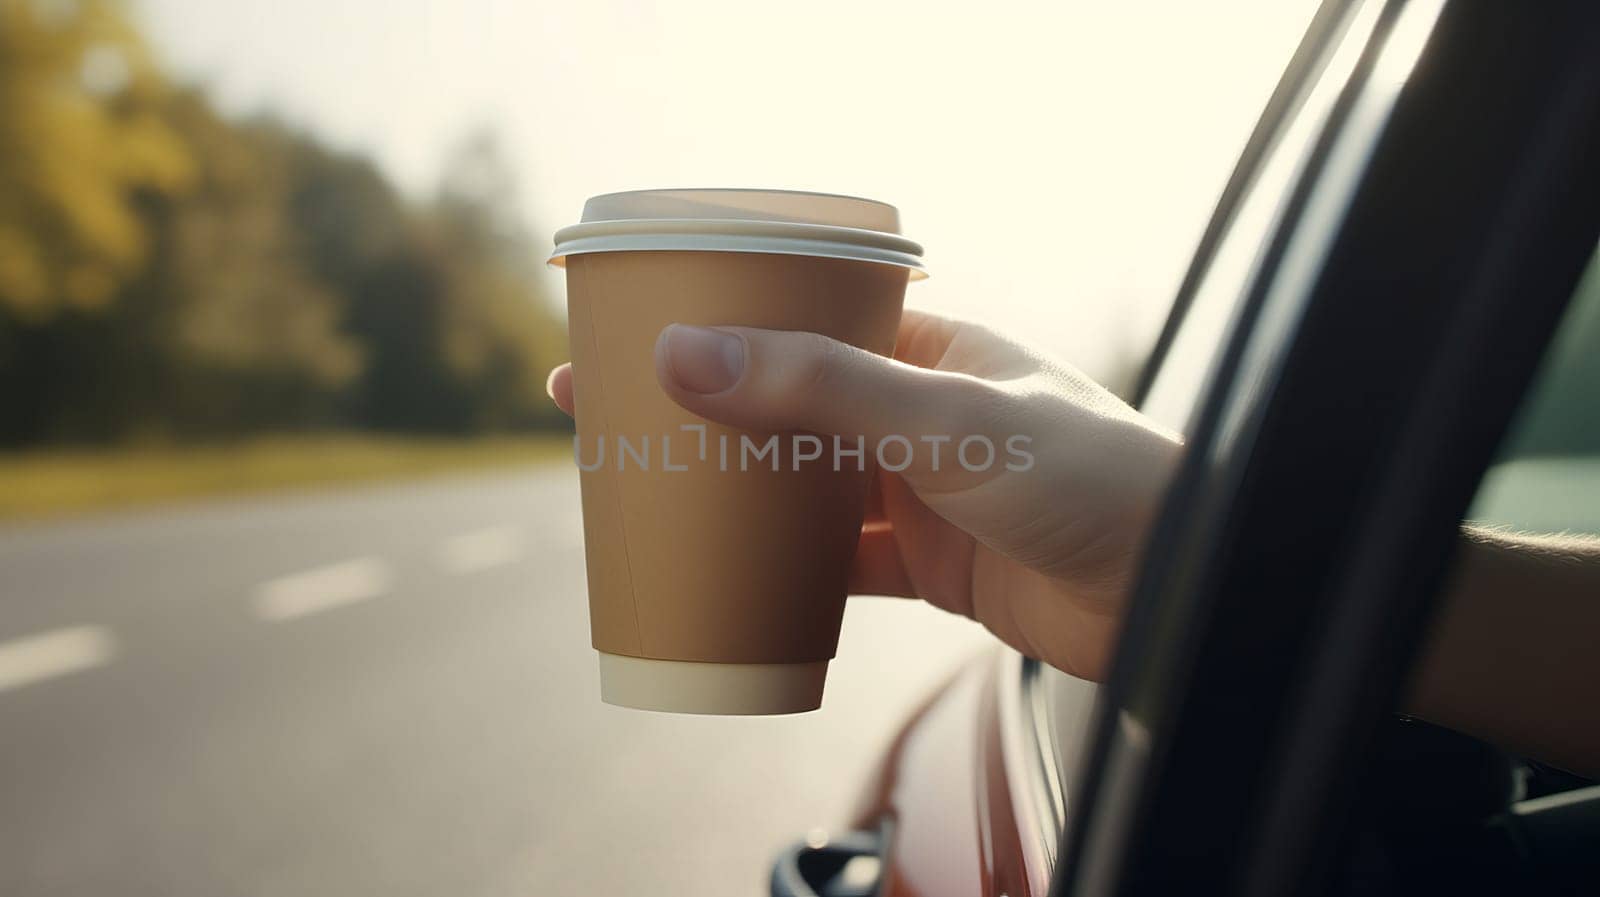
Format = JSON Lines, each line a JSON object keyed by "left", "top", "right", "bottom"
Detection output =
{"left": 1048, "top": 1, "right": 1600, "bottom": 896}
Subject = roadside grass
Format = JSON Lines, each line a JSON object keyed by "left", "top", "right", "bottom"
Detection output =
{"left": 0, "top": 434, "right": 573, "bottom": 521}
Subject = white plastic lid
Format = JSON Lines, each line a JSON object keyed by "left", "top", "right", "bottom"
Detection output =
{"left": 548, "top": 188, "right": 926, "bottom": 278}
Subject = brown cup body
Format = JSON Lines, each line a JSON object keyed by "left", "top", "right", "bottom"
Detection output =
{"left": 564, "top": 250, "right": 907, "bottom": 666}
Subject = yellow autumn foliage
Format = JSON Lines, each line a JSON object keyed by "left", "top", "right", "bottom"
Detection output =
{"left": 0, "top": 0, "right": 192, "bottom": 317}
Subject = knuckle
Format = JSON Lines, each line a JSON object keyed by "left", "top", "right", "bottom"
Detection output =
{"left": 787, "top": 332, "right": 853, "bottom": 395}
{"left": 742, "top": 331, "right": 853, "bottom": 429}
{"left": 927, "top": 376, "right": 1004, "bottom": 437}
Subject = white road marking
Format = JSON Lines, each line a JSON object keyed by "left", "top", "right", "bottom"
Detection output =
{"left": 0, "top": 625, "right": 117, "bottom": 694}
{"left": 437, "top": 525, "right": 525, "bottom": 574}
{"left": 253, "top": 557, "right": 393, "bottom": 622}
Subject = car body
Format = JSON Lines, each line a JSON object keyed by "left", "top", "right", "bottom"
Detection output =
{"left": 773, "top": 1, "right": 1600, "bottom": 895}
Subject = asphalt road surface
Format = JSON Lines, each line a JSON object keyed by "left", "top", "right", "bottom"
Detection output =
{"left": 0, "top": 467, "right": 993, "bottom": 897}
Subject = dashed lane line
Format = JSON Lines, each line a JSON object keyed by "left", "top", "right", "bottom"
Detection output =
{"left": 253, "top": 557, "right": 394, "bottom": 622}
{"left": 0, "top": 625, "right": 117, "bottom": 694}
{"left": 437, "top": 525, "right": 526, "bottom": 575}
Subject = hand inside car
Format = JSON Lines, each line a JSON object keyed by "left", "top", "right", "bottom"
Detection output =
{"left": 549, "top": 310, "right": 1600, "bottom": 775}
{"left": 545, "top": 308, "right": 1183, "bottom": 682}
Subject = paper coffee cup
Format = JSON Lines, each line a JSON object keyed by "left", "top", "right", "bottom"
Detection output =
{"left": 550, "top": 189, "right": 924, "bottom": 715}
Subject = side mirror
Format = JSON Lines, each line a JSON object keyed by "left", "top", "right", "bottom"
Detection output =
{"left": 769, "top": 829, "right": 883, "bottom": 897}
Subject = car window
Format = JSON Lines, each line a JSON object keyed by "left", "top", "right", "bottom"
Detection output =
{"left": 1038, "top": 2, "right": 1357, "bottom": 809}
{"left": 1139, "top": 2, "right": 1379, "bottom": 438}
{"left": 1414, "top": 246, "right": 1600, "bottom": 802}
{"left": 1466, "top": 247, "right": 1600, "bottom": 535}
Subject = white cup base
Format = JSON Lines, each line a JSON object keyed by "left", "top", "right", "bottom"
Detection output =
{"left": 597, "top": 652, "right": 828, "bottom": 715}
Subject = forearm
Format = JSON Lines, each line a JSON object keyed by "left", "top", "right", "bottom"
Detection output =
{"left": 1407, "top": 526, "right": 1600, "bottom": 777}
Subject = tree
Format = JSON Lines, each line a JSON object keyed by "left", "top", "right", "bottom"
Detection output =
{"left": 426, "top": 131, "right": 568, "bottom": 431}
{"left": 0, "top": 0, "right": 190, "bottom": 318}
{"left": 132, "top": 96, "right": 367, "bottom": 437}
{"left": 0, "top": 3, "right": 567, "bottom": 445}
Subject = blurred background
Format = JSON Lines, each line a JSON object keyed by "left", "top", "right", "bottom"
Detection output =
{"left": 0, "top": 1, "right": 1315, "bottom": 894}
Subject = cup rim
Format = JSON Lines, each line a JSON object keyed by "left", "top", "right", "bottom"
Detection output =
{"left": 548, "top": 217, "right": 927, "bottom": 278}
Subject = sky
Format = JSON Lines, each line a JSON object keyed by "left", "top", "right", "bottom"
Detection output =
{"left": 133, "top": 0, "right": 1316, "bottom": 383}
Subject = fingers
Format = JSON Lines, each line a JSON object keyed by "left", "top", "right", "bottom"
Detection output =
{"left": 552, "top": 306, "right": 1017, "bottom": 433}
{"left": 557, "top": 342, "right": 925, "bottom": 600}
{"left": 546, "top": 364, "right": 574, "bottom": 416}
{"left": 861, "top": 468, "right": 887, "bottom": 524}
{"left": 848, "top": 524, "right": 917, "bottom": 598}
{"left": 892, "top": 308, "right": 965, "bottom": 368}
{"left": 653, "top": 323, "right": 1012, "bottom": 486}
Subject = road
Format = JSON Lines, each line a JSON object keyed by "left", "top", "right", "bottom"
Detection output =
{"left": 0, "top": 467, "right": 992, "bottom": 897}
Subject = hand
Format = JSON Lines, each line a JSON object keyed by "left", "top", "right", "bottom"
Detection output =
{"left": 546, "top": 308, "right": 1182, "bottom": 681}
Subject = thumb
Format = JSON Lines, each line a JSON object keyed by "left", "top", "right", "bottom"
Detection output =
{"left": 653, "top": 323, "right": 1014, "bottom": 485}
